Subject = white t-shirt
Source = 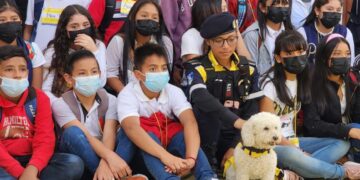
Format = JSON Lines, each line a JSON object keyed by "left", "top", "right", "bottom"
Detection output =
{"left": 264, "top": 24, "right": 285, "bottom": 60}
{"left": 180, "top": 28, "right": 204, "bottom": 58}
{"left": 27, "top": 42, "right": 46, "bottom": 68}
{"left": 117, "top": 81, "right": 191, "bottom": 123}
{"left": 262, "top": 79, "right": 299, "bottom": 138}
{"left": 25, "top": 0, "right": 91, "bottom": 51}
{"left": 297, "top": 26, "right": 356, "bottom": 66}
{"left": 291, "top": 0, "right": 315, "bottom": 29}
{"left": 42, "top": 40, "right": 107, "bottom": 103}
{"left": 106, "top": 35, "right": 174, "bottom": 82}
{"left": 52, "top": 91, "right": 117, "bottom": 138}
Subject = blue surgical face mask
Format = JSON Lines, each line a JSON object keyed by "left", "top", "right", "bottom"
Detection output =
{"left": 74, "top": 75, "right": 101, "bottom": 97}
{"left": 143, "top": 72, "right": 170, "bottom": 93}
{"left": 0, "top": 77, "right": 29, "bottom": 97}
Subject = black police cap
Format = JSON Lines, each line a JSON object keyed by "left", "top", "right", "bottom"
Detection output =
{"left": 200, "top": 12, "right": 237, "bottom": 39}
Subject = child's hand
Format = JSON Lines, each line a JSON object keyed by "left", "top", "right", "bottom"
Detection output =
{"left": 19, "top": 165, "right": 39, "bottom": 180}
{"left": 74, "top": 34, "right": 97, "bottom": 52}
{"left": 105, "top": 151, "right": 132, "bottom": 178}
{"left": 93, "top": 159, "right": 114, "bottom": 180}
{"left": 160, "top": 153, "right": 187, "bottom": 174}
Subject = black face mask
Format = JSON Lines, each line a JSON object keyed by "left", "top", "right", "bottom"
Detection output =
{"left": 68, "top": 27, "right": 92, "bottom": 41}
{"left": 320, "top": 12, "right": 341, "bottom": 29}
{"left": 135, "top": 20, "right": 160, "bottom": 36}
{"left": 283, "top": 55, "right": 308, "bottom": 74}
{"left": 267, "top": 7, "right": 289, "bottom": 24}
{"left": 0, "top": 22, "right": 22, "bottom": 43}
{"left": 330, "top": 57, "right": 350, "bottom": 75}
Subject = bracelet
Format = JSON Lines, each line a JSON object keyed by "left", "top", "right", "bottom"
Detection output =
{"left": 186, "top": 157, "right": 197, "bottom": 163}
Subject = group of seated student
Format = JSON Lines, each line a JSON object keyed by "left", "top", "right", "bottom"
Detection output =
{"left": 2, "top": 0, "right": 360, "bottom": 179}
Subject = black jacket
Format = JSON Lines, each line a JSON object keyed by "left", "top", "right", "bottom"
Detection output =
{"left": 303, "top": 77, "right": 360, "bottom": 139}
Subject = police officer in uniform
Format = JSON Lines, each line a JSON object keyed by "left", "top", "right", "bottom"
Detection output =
{"left": 184, "top": 12, "right": 263, "bottom": 173}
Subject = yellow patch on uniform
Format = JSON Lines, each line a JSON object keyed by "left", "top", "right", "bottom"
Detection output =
{"left": 195, "top": 66, "right": 207, "bottom": 83}
{"left": 249, "top": 66, "right": 255, "bottom": 75}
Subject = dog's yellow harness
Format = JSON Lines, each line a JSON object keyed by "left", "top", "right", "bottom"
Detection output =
{"left": 223, "top": 143, "right": 282, "bottom": 177}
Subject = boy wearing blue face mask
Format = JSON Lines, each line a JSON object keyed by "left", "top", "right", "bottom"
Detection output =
{"left": 116, "top": 43, "right": 216, "bottom": 179}
{"left": 0, "top": 45, "right": 83, "bottom": 180}
{"left": 52, "top": 50, "right": 147, "bottom": 180}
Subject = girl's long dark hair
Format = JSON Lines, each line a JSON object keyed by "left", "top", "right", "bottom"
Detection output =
{"left": 304, "top": 0, "right": 343, "bottom": 25}
{"left": 261, "top": 30, "right": 311, "bottom": 106}
{"left": 311, "top": 34, "right": 350, "bottom": 114}
{"left": 257, "top": 0, "right": 293, "bottom": 41}
{"left": 0, "top": 0, "right": 21, "bottom": 20}
{"left": 191, "top": 0, "right": 222, "bottom": 31}
{"left": 118, "top": 0, "right": 168, "bottom": 84}
{"left": 46, "top": 5, "right": 98, "bottom": 97}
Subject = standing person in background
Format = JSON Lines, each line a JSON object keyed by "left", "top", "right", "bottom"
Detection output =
{"left": 242, "top": 0, "right": 293, "bottom": 76}
{"left": 88, "top": 0, "right": 136, "bottom": 45}
{"left": 106, "top": 0, "right": 173, "bottom": 94}
{"left": 23, "top": 0, "right": 92, "bottom": 51}
{"left": 42, "top": 5, "right": 107, "bottom": 102}
{"left": 228, "top": 0, "right": 258, "bottom": 32}
{"left": 291, "top": 0, "right": 315, "bottom": 29}
{"left": 159, "top": 0, "right": 195, "bottom": 86}
{"left": 298, "top": 0, "right": 355, "bottom": 65}
{"left": 0, "top": 0, "right": 45, "bottom": 89}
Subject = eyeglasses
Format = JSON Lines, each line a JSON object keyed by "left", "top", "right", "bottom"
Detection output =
{"left": 211, "top": 36, "right": 238, "bottom": 48}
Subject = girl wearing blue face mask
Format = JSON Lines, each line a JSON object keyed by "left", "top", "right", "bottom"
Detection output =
{"left": 52, "top": 50, "right": 147, "bottom": 180}
{"left": 42, "top": 5, "right": 107, "bottom": 103}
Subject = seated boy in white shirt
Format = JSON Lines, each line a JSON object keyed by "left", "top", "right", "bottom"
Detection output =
{"left": 117, "top": 43, "right": 216, "bottom": 179}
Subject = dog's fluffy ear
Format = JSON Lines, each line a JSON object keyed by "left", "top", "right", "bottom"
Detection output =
{"left": 241, "top": 120, "right": 255, "bottom": 147}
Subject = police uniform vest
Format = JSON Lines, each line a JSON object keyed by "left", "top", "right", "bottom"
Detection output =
{"left": 190, "top": 51, "right": 255, "bottom": 107}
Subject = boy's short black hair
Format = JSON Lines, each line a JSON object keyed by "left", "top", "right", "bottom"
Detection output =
{"left": 134, "top": 43, "right": 168, "bottom": 70}
{"left": 0, "top": 45, "right": 27, "bottom": 62}
{"left": 64, "top": 50, "right": 98, "bottom": 74}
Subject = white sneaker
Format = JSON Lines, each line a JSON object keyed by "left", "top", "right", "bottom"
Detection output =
{"left": 344, "top": 161, "right": 360, "bottom": 179}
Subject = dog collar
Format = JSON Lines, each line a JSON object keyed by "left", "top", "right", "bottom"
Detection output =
{"left": 240, "top": 144, "right": 271, "bottom": 158}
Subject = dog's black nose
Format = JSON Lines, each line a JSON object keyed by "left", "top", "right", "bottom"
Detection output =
{"left": 273, "top": 136, "right": 279, "bottom": 141}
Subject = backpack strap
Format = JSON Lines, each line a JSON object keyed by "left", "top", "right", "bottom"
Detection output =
{"left": 62, "top": 91, "right": 82, "bottom": 122}
{"left": 334, "top": 24, "right": 348, "bottom": 37}
{"left": 98, "top": 0, "right": 116, "bottom": 36}
{"left": 350, "top": 71, "right": 359, "bottom": 84}
{"left": 16, "top": 39, "right": 34, "bottom": 84}
{"left": 31, "top": 0, "right": 45, "bottom": 42}
{"left": 304, "top": 23, "right": 318, "bottom": 63}
{"left": 24, "top": 87, "right": 37, "bottom": 124}
{"left": 0, "top": 87, "right": 37, "bottom": 124}
{"left": 237, "top": 0, "right": 247, "bottom": 28}
{"left": 62, "top": 89, "right": 109, "bottom": 131}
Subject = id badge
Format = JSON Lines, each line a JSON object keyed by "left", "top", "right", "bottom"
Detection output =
{"left": 40, "top": 8, "right": 63, "bottom": 25}
{"left": 120, "top": 0, "right": 136, "bottom": 16}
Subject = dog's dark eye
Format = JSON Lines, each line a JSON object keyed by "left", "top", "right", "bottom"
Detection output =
{"left": 264, "top": 127, "right": 269, "bottom": 131}
{"left": 275, "top": 127, "right": 278, "bottom": 130}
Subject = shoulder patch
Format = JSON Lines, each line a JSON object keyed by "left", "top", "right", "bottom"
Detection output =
{"left": 249, "top": 66, "right": 255, "bottom": 75}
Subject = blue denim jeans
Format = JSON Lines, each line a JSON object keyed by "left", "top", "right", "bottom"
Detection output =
{"left": 347, "top": 123, "right": 360, "bottom": 162}
{"left": 115, "top": 129, "right": 216, "bottom": 180}
{"left": 59, "top": 126, "right": 101, "bottom": 173}
{"left": 0, "top": 153, "right": 84, "bottom": 180}
{"left": 274, "top": 137, "right": 349, "bottom": 179}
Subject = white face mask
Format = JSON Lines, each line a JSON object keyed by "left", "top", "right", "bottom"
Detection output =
{"left": 0, "top": 77, "right": 29, "bottom": 97}
{"left": 74, "top": 75, "right": 101, "bottom": 97}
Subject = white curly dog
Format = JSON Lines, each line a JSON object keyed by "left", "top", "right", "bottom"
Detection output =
{"left": 225, "top": 112, "right": 282, "bottom": 180}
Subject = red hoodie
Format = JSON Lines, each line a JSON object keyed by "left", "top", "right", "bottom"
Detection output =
{"left": 0, "top": 88, "right": 55, "bottom": 178}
